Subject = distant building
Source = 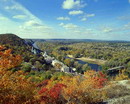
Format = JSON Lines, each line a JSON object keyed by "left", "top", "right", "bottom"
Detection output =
{"left": 31, "top": 47, "right": 42, "bottom": 54}
{"left": 69, "top": 67, "right": 77, "bottom": 73}
{"left": 43, "top": 51, "right": 48, "bottom": 57}
{"left": 61, "top": 65, "right": 70, "bottom": 72}
{"left": 44, "top": 56, "right": 54, "bottom": 64}
{"left": 52, "top": 59, "right": 63, "bottom": 66}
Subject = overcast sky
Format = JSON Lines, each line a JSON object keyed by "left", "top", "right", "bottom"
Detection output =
{"left": 0, "top": 0, "right": 130, "bottom": 40}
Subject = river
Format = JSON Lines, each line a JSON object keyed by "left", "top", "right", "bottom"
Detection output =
{"left": 76, "top": 59, "right": 102, "bottom": 71}
{"left": 66, "top": 57, "right": 102, "bottom": 71}
{"left": 33, "top": 42, "right": 102, "bottom": 71}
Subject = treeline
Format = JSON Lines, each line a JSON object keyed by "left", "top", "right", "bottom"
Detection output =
{"left": 37, "top": 41, "right": 130, "bottom": 74}
{"left": 1, "top": 45, "right": 130, "bottom": 104}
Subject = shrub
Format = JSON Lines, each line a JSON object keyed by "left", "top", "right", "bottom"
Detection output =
{"left": 0, "top": 69, "right": 38, "bottom": 104}
{"left": 0, "top": 45, "right": 22, "bottom": 70}
{"left": 37, "top": 70, "right": 108, "bottom": 104}
{"left": 115, "top": 69, "right": 129, "bottom": 81}
{"left": 106, "top": 84, "right": 130, "bottom": 99}
{"left": 0, "top": 45, "right": 38, "bottom": 104}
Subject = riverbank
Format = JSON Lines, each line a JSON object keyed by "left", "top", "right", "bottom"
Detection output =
{"left": 68, "top": 55, "right": 106, "bottom": 65}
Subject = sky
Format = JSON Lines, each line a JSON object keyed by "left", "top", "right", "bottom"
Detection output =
{"left": 0, "top": 0, "right": 130, "bottom": 40}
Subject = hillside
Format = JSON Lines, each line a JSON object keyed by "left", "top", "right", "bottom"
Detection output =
{"left": 0, "top": 33, "right": 26, "bottom": 46}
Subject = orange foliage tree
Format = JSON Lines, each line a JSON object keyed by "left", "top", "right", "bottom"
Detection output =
{"left": 0, "top": 70, "right": 38, "bottom": 104}
{"left": 37, "top": 70, "right": 108, "bottom": 104}
{"left": 0, "top": 45, "right": 38, "bottom": 104}
{"left": 115, "top": 69, "right": 129, "bottom": 81}
{"left": 0, "top": 45, "right": 22, "bottom": 70}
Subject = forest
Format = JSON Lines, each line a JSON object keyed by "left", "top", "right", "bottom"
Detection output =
{"left": 0, "top": 34, "right": 130, "bottom": 104}
{"left": 36, "top": 41, "right": 130, "bottom": 75}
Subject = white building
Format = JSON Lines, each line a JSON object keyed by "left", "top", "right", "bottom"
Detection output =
{"left": 44, "top": 56, "right": 54, "bottom": 64}
{"left": 52, "top": 59, "right": 64, "bottom": 66}
{"left": 43, "top": 51, "right": 48, "bottom": 57}
{"left": 61, "top": 65, "right": 70, "bottom": 72}
{"left": 72, "top": 68, "right": 76, "bottom": 71}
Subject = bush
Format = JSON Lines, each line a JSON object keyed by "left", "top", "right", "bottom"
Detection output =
{"left": 21, "top": 62, "right": 32, "bottom": 72}
{"left": 37, "top": 70, "right": 108, "bottom": 104}
{"left": 106, "top": 84, "right": 130, "bottom": 99}
{"left": 0, "top": 70, "right": 38, "bottom": 104}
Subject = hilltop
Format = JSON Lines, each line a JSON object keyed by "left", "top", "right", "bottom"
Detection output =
{"left": 0, "top": 33, "right": 26, "bottom": 46}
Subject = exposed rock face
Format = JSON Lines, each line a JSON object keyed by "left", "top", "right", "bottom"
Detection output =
{"left": 105, "top": 80, "right": 130, "bottom": 104}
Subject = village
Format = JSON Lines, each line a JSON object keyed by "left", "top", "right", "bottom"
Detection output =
{"left": 31, "top": 43, "right": 125, "bottom": 76}
{"left": 31, "top": 45, "right": 78, "bottom": 74}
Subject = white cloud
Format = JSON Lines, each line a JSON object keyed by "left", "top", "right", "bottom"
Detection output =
{"left": 25, "top": 20, "right": 41, "bottom": 27}
{"left": 5, "top": 5, "right": 22, "bottom": 10}
{"left": 13, "top": 15, "right": 26, "bottom": 19}
{"left": 124, "top": 22, "right": 130, "bottom": 30}
{"left": 59, "top": 23, "right": 78, "bottom": 29}
{"left": 0, "top": 15, "right": 8, "bottom": 20}
{"left": 69, "top": 10, "right": 84, "bottom": 15}
{"left": 86, "top": 14, "right": 95, "bottom": 17}
{"left": 118, "top": 16, "right": 130, "bottom": 20}
{"left": 81, "top": 17, "right": 87, "bottom": 21}
{"left": 3, "top": 1, "right": 41, "bottom": 22}
{"left": 62, "top": 0, "right": 86, "bottom": 9}
{"left": 0, "top": 0, "right": 54, "bottom": 38}
{"left": 102, "top": 27, "right": 113, "bottom": 33}
{"left": 24, "top": 20, "right": 51, "bottom": 29}
{"left": 80, "top": 13, "right": 95, "bottom": 21}
{"left": 57, "top": 17, "right": 70, "bottom": 20}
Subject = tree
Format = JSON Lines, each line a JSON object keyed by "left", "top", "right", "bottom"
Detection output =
{"left": 0, "top": 45, "right": 37, "bottom": 103}
{"left": 54, "top": 63, "right": 62, "bottom": 70}
{"left": 0, "top": 45, "right": 22, "bottom": 70}
{"left": 37, "top": 70, "right": 108, "bottom": 104}
{"left": 64, "top": 59, "right": 71, "bottom": 66}
{"left": 21, "top": 62, "right": 32, "bottom": 72}
{"left": 82, "top": 64, "right": 89, "bottom": 72}
{"left": 64, "top": 58, "right": 73, "bottom": 66}
{"left": 35, "top": 61, "right": 43, "bottom": 71}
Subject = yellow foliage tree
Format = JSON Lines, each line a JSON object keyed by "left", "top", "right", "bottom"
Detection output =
{"left": 0, "top": 70, "right": 38, "bottom": 104}
{"left": 0, "top": 45, "right": 38, "bottom": 104}
{"left": 60, "top": 71, "right": 107, "bottom": 104}
{"left": 0, "top": 45, "right": 22, "bottom": 70}
{"left": 115, "top": 69, "right": 129, "bottom": 81}
{"left": 37, "top": 70, "right": 108, "bottom": 104}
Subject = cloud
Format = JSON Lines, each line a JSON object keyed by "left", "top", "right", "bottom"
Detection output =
{"left": 124, "top": 22, "right": 130, "bottom": 30}
{"left": 23, "top": 20, "right": 52, "bottom": 30}
{"left": 69, "top": 10, "right": 84, "bottom": 15}
{"left": 81, "top": 17, "right": 87, "bottom": 21}
{"left": 80, "top": 13, "right": 95, "bottom": 21}
{"left": 118, "top": 16, "right": 130, "bottom": 20}
{"left": 129, "top": 0, "right": 130, "bottom": 3}
{"left": 5, "top": 5, "right": 19, "bottom": 10}
{"left": 3, "top": 1, "right": 41, "bottom": 22}
{"left": 86, "top": 14, "right": 95, "bottom": 17}
{"left": 57, "top": 17, "right": 70, "bottom": 20}
{"left": 102, "top": 27, "right": 113, "bottom": 33}
{"left": 0, "top": 15, "right": 8, "bottom": 20}
{"left": 59, "top": 23, "right": 78, "bottom": 29}
{"left": 0, "top": 0, "right": 54, "bottom": 38}
{"left": 25, "top": 20, "right": 42, "bottom": 27}
{"left": 13, "top": 15, "right": 26, "bottom": 19}
{"left": 62, "top": 0, "right": 86, "bottom": 9}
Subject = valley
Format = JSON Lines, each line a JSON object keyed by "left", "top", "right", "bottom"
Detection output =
{"left": 0, "top": 34, "right": 130, "bottom": 104}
